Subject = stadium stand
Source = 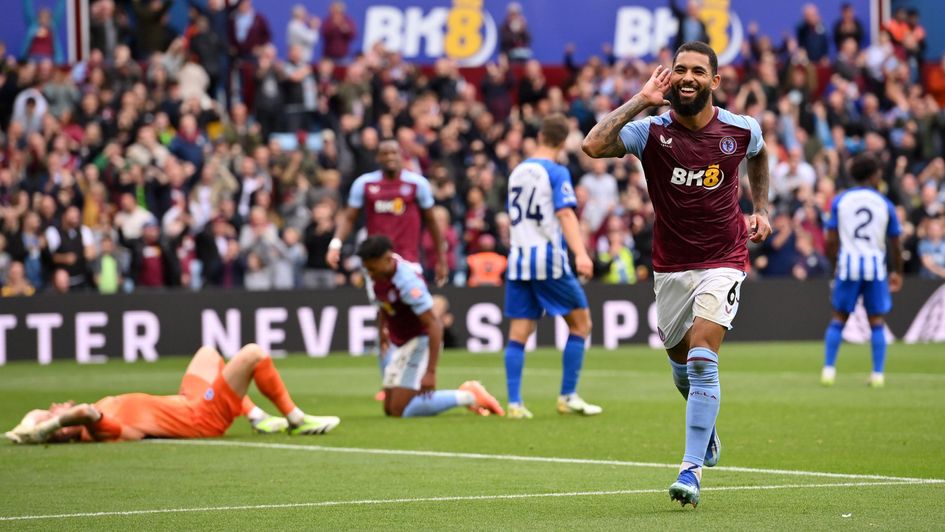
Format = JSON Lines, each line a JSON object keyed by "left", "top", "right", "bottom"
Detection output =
{"left": 0, "top": 0, "right": 943, "bottom": 296}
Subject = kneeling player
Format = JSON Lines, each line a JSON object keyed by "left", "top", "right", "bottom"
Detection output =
{"left": 357, "top": 236, "right": 504, "bottom": 418}
{"left": 6, "top": 344, "right": 340, "bottom": 443}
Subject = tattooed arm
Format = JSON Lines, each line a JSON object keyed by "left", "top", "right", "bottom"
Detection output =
{"left": 582, "top": 64, "right": 671, "bottom": 158}
{"left": 746, "top": 144, "right": 772, "bottom": 243}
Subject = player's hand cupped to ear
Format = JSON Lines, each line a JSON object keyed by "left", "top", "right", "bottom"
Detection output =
{"left": 640, "top": 64, "right": 672, "bottom": 107}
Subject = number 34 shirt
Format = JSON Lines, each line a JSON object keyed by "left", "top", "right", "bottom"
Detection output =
{"left": 506, "top": 158, "right": 576, "bottom": 281}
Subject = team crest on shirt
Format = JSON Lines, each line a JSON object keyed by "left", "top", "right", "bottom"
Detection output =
{"left": 719, "top": 136, "right": 737, "bottom": 155}
{"left": 204, "top": 388, "right": 214, "bottom": 401}
{"left": 560, "top": 182, "right": 574, "bottom": 196}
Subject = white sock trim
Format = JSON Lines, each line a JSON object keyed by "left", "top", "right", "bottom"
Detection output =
{"left": 287, "top": 407, "right": 305, "bottom": 426}
{"left": 247, "top": 406, "right": 268, "bottom": 423}
{"left": 455, "top": 390, "right": 475, "bottom": 406}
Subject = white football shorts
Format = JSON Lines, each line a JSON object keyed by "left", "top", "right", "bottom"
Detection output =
{"left": 382, "top": 336, "right": 430, "bottom": 390}
{"left": 653, "top": 267, "right": 747, "bottom": 349}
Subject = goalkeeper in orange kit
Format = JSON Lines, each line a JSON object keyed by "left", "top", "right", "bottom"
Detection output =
{"left": 5, "top": 344, "right": 339, "bottom": 443}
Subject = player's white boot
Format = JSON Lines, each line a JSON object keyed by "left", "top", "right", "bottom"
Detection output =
{"left": 868, "top": 372, "right": 885, "bottom": 388}
{"left": 506, "top": 403, "right": 534, "bottom": 419}
{"left": 820, "top": 366, "right": 836, "bottom": 387}
{"left": 557, "top": 394, "right": 602, "bottom": 416}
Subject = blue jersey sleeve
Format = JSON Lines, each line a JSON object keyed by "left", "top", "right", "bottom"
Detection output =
{"left": 824, "top": 195, "right": 841, "bottom": 230}
{"left": 348, "top": 176, "right": 366, "bottom": 208}
{"left": 885, "top": 198, "right": 902, "bottom": 237}
{"left": 416, "top": 177, "right": 434, "bottom": 209}
{"left": 618, "top": 118, "right": 651, "bottom": 158}
{"left": 745, "top": 115, "right": 765, "bottom": 158}
{"left": 549, "top": 164, "right": 577, "bottom": 211}
{"left": 393, "top": 265, "right": 434, "bottom": 316}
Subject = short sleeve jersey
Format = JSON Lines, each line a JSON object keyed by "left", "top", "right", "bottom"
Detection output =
{"left": 371, "top": 256, "right": 435, "bottom": 346}
{"left": 824, "top": 187, "right": 901, "bottom": 281}
{"left": 506, "top": 158, "right": 577, "bottom": 280}
{"left": 348, "top": 170, "right": 434, "bottom": 263}
{"left": 619, "top": 107, "right": 765, "bottom": 273}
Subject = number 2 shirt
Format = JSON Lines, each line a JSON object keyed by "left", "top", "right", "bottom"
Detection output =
{"left": 825, "top": 186, "right": 901, "bottom": 281}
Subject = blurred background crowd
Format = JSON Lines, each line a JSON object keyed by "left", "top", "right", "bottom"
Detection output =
{"left": 1, "top": 0, "right": 944, "bottom": 296}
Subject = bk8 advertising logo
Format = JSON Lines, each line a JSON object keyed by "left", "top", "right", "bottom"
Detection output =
{"left": 362, "top": 0, "right": 498, "bottom": 66}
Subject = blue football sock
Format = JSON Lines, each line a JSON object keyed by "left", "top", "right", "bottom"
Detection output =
{"left": 669, "top": 358, "right": 689, "bottom": 399}
{"left": 824, "top": 319, "right": 843, "bottom": 368}
{"left": 505, "top": 340, "right": 526, "bottom": 404}
{"left": 560, "top": 335, "right": 586, "bottom": 396}
{"left": 683, "top": 347, "right": 721, "bottom": 467}
{"left": 870, "top": 324, "right": 886, "bottom": 373}
{"left": 402, "top": 390, "right": 465, "bottom": 417}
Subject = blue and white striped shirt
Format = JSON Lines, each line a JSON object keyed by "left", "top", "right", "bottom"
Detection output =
{"left": 506, "top": 158, "right": 576, "bottom": 281}
{"left": 825, "top": 187, "right": 901, "bottom": 281}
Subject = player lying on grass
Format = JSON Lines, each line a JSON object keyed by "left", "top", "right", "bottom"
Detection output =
{"left": 357, "top": 235, "right": 505, "bottom": 418}
{"left": 5, "top": 344, "right": 340, "bottom": 444}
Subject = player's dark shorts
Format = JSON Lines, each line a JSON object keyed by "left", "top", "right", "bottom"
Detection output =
{"left": 504, "top": 276, "right": 588, "bottom": 319}
{"left": 831, "top": 278, "right": 892, "bottom": 315}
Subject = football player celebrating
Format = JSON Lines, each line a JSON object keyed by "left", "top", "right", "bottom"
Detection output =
{"left": 583, "top": 41, "right": 772, "bottom": 507}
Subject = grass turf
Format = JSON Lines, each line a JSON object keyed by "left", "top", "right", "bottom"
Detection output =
{"left": 0, "top": 341, "right": 943, "bottom": 530}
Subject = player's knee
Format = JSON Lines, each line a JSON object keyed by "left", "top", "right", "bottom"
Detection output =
{"left": 567, "top": 311, "right": 592, "bottom": 338}
{"left": 831, "top": 312, "right": 850, "bottom": 324}
{"left": 508, "top": 321, "right": 534, "bottom": 344}
{"left": 386, "top": 405, "right": 405, "bottom": 418}
{"left": 234, "top": 343, "right": 268, "bottom": 365}
{"left": 243, "top": 343, "right": 268, "bottom": 358}
{"left": 577, "top": 317, "right": 593, "bottom": 338}
{"left": 195, "top": 345, "right": 222, "bottom": 358}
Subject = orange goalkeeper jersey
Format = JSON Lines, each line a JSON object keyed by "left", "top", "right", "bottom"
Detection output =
{"left": 83, "top": 374, "right": 242, "bottom": 441}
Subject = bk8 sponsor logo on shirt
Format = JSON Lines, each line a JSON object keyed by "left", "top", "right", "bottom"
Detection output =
{"left": 670, "top": 164, "right": 725, "bottom": 190}
{"left": 374, "top": 197, "right": 407, "bottom": 215}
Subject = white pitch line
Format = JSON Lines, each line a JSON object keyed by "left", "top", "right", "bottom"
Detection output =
{"left": 148, "top": 439, "right": 945, "bottom": 484}
{"left": 0, "top": 480, "right": 939, "bottom": 522}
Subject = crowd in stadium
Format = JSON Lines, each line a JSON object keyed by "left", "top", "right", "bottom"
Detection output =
{"left": 0, "top": 0, "right": 944, "bottom": 296}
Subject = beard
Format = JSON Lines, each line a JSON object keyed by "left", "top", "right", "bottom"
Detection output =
{"left": 669, "top": 84, "right": 712, "bottom": 116}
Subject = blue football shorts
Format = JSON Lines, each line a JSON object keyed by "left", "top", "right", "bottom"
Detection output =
{"left": 831, "top": 278, "right": 892, "bottom": 316}
{"left": 504, "top": 276, "right": 588, "bottom": 319}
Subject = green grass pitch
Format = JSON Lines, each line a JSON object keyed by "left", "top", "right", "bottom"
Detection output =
{"left": 1, "top": 341, "right": 943, "bottom": 530}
